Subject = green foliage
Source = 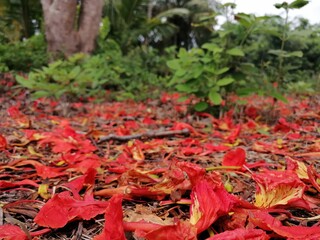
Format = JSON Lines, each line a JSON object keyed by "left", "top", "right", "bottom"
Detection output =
{"left": 15, "top": 40, "right": 171, "bottom": 101}
{"left": 268, "top": 0, "right": 308, "bottom": 85}
{"left": 103, "top": 0, "right": 217, "bottom": 53}
{"left": 2, "top": 0, "right": 320, "bottom": 104}
{"left": 167, "top": 42, "right": 244, "bottom": 110}
{"left": 0, "top": 0, "right": 42, "bottom": 41}
{"left": 16, "top": 53, "right": 106, "bottom": 99}
{"left": 274, "top": 0, "right": 309, "bottom": 10}
{"left": 0, "top": 34, "right": 47, "bottom": 72}
{"left": 215, "top": 2, "right": 318, "bottom": 99}
{"left": 287, "top": 80, "right": 315, "bottom": 94}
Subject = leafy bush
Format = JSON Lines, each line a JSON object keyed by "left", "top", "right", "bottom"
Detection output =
{"left": 212, "top": 1, "right": 319, "bottom": 97}
{"left": 15, "top": 41, "right": 171, "bottom": 101}
{"left": 0, "top": 34, "right": 48, "bottom": 72}
{"left": 16, "top": 53, "right": 106, "bottom": 99}
{"left": 167, "top": 42, "right": 244, "bottom": 111}
{"left": 287, "top": 80, "right": 316, "bottom": 94}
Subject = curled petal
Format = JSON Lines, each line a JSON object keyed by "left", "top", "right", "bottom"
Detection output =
{"left": 253, "top": 170, "right": 308, "bottom": 208}
{"left": 190, "top": 180, "right": 236, "bottom": 233}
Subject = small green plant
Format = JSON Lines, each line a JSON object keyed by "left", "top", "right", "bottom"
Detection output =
{"left": 0, "top": 63, "right": 9, "bottom": 72}
{"left": 15, "top": 53, "right": 111, "bottom": 99}
{"left": 0, "top": 34, "right": 48, "bottom": 72}
{"left": 216, "top": 1, "right": 310, "bottom": 100}
{"left": 270, "top": 0, "right": 308, "bottom": 85}
{"left": 287, "top": 80, "right": 315, "bottom": 94}
{"left": 167, "top": 42, "right": 244, "bottom": 111}
{"left": 15, "top": 42, "right": 171, "bottom": 101}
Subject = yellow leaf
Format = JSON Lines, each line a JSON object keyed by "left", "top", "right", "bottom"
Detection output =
{"left": 38, "top": 184, "right": 51, "bottom": 199}
{"left": 27, "top": 145, "right": 44, "bottom": 157}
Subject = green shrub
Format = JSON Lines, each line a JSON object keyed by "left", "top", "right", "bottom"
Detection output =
{"left": 15, "top": 41, "right": 170, "bottom": 101}
{"left": 0, "top": 34, "right": 48, "bottom": 72}
{"left": 16, "top": 53, "right": 107, "bottom": 99}
{"left": 167, "top": 42, "right": 244, "bottom": 111}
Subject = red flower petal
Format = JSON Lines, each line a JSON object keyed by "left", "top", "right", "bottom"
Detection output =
{"left": 93, "top": 194, "right": 125, "bottom": 240}
{"left": 207, "top": 228, "right": 269, "bottom": 240}
{"left": 0, "top": 179, "right": 39, "bottom": 189}
{"left": 222, "top": 148, "right": 246, "bottom": 167}
{"left": 176, "top": 161, "right": 206, "bottom": 186}
{"left": 140, "top": 220, "right": 197, "bottom": 240}
{"left": 249, "top": 210, "right": 320, "bottom": 239}
{"left": 0, "top": 134, "right": 7, "bottom": 150}
{"left": 34, "top": 191, "right": 109, "bottom": 228}
{"left": 190, "top": 180, "right": 235, "bottom": 233}
{"left": 252, "top": 170, "right": 308, "bottom": 208}
{"left": 0, "top": 224, "right": 27, "bottom": 240}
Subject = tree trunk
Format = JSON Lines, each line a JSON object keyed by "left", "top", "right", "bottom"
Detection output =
{"left": 41, "top": 0, "right": 104, "bottom": 58}
{"left": 21, "top": 0, "right": 32, "bottom": 38}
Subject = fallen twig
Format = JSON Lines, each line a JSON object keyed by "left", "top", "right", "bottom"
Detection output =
{"left": 98, "top": 128, "right": 190, "bottom": 143}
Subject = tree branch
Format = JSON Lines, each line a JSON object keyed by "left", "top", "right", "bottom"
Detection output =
{"left": 98, "top": 128, "right": 190, "bottom": 143}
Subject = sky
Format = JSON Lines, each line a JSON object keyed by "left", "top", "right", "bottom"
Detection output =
{"left": 219, "top": 0, "right": 320, "bottom": 24}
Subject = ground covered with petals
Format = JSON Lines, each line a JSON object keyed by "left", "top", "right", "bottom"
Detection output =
{"left": 0, "top": 87, "right": 319, "bottom": 239}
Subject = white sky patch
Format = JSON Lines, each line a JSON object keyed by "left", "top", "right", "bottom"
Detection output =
{"left": 219, "top": 0, "right": 320, "bottom": 24}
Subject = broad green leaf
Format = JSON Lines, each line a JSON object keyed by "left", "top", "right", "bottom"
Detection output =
{"left": 192, "top": 66, "right": 203, "bottom": 78}
{"left": 201, "top": 57, "right": 212, "bottom": 64}
{"left": 208, "top": 90, "right": 222, "bottom": 105}
{"left": 288, "top": 0, "right": 309, "bottom": 9}
{"left": 216, "top": 77, "right": 234, "bottom": 86}
{"left": 205, "top": 67, "right": 216, "bottom": 75}
{"left": 202, "top": 43, "right": 221, "bottom": 52}
{"left": 167, "top": 76, "right": 180, "bottom": 86}
{"left": 197, "top": 13, "right": 218, "bottom": 23}
{"left": 99, "top": 17, "right": 111, "bottom": 39}
{"left": 15, "top": 75, "right": 34, "bottom": 89}
{"left": 271, "top": 91, "right": 288, "bottom": 103}
{"left": 256, "top": 16, "right": 273, "bottom": 21}
{"left": 155, "top": 8, "right": 190, "bottom": 19}
{"left": 54, "top": 89, "right": 67, "bottom": 98}
{"left": 226, "top": 48, "right": 245, "bottom": 57}
{"left": 283, "top": 51, "right": 303, "bottom": 58}
{"left": 235, "top": 13, "right": 253, "bottom": 28}
{"left": 192, "top": 48, "right": 205, "bottom": 56}
{"left": 257, "top": 129, "right": 270, "bottom": 136}
{"left": 68, "top": 53, "right": 86, "bottom": 63}
{"left": 178, "top": 96, "right": 189, "bottom": 102}
{"left": 223, "top": 3, "right": 236, "bottom": 9}
{"left": 52, "top": 71, "right": 69, "bottom": 83}
{"left": 32, "top": 90, "right": 50, "bottom": 99}
{"left": 178, "top": 48, "right": 188, "bottom": 58}
{"left": 176, "top": 68, "right": 187, "bottom": 77}
{"left": 269, "top": 49, "right": 303, "bottom": 58}
{"left": 194, "top": 102, "right": 209, "bottom": 112}
{"left": 219, "top": 29, "right": 232, "bottom": 38}
{"left": 176, "top": 84, "right": 193, "bottom": 93}
{"left": 274, "top": 2, "right": 288, "bottom": 9}
{"left": 167, "top": 59, "right": 180, "bottom": 70}
{"left": 68, "top": 66, "right": 81, "bottom": 79}
{"left": 48, "top": 60, "right": 63, "bottom": 69}
{"left": 239, "top": 63, "right": 259, "bottom": 74}
{"left": 258, "top": 27, "right": 281, "bottom": 38}
{"left": 268, "top": 49, "right": 285, "bottom": 56}
{"left": 236, "top": 87, "right": 258, "bottom": 96}
{"left": 215, "top": 67, "right": 229, "bottom": 75}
